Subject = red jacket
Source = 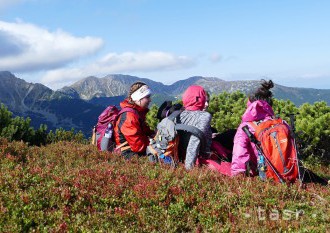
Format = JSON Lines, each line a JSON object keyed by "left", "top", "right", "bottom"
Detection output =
{"left": 114, "top": 99, "right": 154, "bottom": 155}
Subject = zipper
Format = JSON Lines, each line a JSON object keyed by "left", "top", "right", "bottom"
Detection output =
{"left": 270, "top": 131, "right": 289, "bottom": 173}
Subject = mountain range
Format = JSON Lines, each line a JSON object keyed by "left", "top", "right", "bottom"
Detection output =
{"left": 0, "top": 71, "right": 329, "bottom": 137}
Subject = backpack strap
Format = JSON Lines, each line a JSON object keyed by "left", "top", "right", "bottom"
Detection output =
{"left": 167, "top": 109, "right": 182, "bottom": 121}
{"left": 167, "top": 110, "right": 206, "bottom": 152}
{"left": 115, "top": 107, "right": 140, "bottom": 152}
{"left": 118, "top": 107, "right": 139, "bottom": 117}
{"left": 175, "top": 124, "right": 206, "bottom": 152}
{"left": 249, "top": 120, "right": 263, "bottom": 128}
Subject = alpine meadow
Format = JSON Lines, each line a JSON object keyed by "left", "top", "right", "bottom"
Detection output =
{"left": 0, "top": 91, "right": 329, "bottom": 232}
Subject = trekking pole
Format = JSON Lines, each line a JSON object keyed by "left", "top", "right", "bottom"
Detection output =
{"left": 289, "top": 114, "right": 304, "bottom": 185}
{"left": 289, "top": 114, "right": 301, "bottom": 158}
{"left": 242, "top": 125, "right": 284, "bottom": 183}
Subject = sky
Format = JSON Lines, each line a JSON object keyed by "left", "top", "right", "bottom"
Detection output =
{"left": 1, "top": 0, "right": 330, "bottom": 90}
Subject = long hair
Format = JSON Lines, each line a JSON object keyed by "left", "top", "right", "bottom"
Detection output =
{"left": 249, "top": 79, "right": 274, "bottom": 106}
{"left": 127, "top": 81, "right": 147, "bottom": 104}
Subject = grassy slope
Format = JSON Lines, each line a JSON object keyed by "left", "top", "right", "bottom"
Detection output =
{"left": 0, "top": 140, "right": 329, "bottom": 232}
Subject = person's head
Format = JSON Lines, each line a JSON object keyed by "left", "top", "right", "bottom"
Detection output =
{"left": 203, "top": 91, "right": 210, "bottom": 111}
{"left": 182, "top": 85, "right": 207, "bottom": 111}
{"left": 128, "top": 82, "right": 152, "bottom": 108}
{"left": 248, "top": 79, "right": 274, "bottom": 106}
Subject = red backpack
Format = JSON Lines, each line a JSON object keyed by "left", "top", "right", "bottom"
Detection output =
{"left": 249, "top": 118, "right": 300, "bottom": 183}
{"left": 92, "top": 105, "right": 137, "bottom": 151}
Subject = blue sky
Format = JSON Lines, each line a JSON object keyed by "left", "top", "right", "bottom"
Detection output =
{"left": 1, "top": 0, "right": 330, "bottom": 90}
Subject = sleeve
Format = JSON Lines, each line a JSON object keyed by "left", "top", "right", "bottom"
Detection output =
{"left": 197, "top": 112, "right": 212, "bottom": 154}
{"left": 231, "top": 123, "right": 257, "bottom": 176}
{"left": 184, "top": 112, "right": 212, "bottom": 170}
{"left": 120, "top": 112, "right": 150, "bottom": 153}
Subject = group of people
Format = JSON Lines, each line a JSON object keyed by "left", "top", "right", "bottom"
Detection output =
{"left": 109, "top": 79, "right": 328, "bottom": 185}
{"left": 112, "top": 79, "right": 279, "bottom": 177}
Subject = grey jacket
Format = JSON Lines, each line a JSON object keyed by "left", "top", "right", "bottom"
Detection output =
{"left": 178, "top": 110, "right": 212, "bottom": 170}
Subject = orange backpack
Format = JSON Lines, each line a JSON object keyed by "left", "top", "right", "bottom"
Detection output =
{"left": 249, "top": 118, "right": 300, "bottom": 183}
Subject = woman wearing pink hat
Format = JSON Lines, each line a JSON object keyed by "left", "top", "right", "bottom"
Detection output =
{"left": 178, "top": 85, "right": 213, "bottom": 170}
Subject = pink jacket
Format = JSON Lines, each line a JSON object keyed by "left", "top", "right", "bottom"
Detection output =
{"left": 231, "top": 100, "right": 274, "bottom": 176}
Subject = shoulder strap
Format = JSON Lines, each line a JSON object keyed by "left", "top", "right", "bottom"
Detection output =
{"left": 249, "top": 119, "right": 263, "bottom": 128}
{"left": 115, "top": 107, "right": 140, "bottom": 152}
{"left": 118, "top": 107, "right": 138, "bottom": 117}
{"left": 167, "top": 110, "right": 182, "bottom": 121}
{"left": 167, "top": 110, "right": 206, "bottom": 151}
{"left": 175, "top": 123, "right": 206, "bottom": 151}
{"left": 118, "top": 107, "right": 144, "bottom": 123}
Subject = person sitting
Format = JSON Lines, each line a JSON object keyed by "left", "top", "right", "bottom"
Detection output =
{"left": 231, "top": 79, "right": 329, "bottom": 185}
{"left": 114, "top": 82, "right": 155, "bottom": 159}
{"left": 231, "top": 79, "right": 275, "bottom": 176}
{"left": 178, "top": 85, "right": 213, "bottom": 170}
{"left": 155, "top": 95, "right": 233, "bottom": 171}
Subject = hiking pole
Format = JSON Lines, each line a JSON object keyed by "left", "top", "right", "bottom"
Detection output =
{"left": 242, "top": 125, "right": 284, "bottom": 183}
{"left": 289, "top": 114, "right": 304, "bottom": 185}
{"left": 289, "top": 114, "right": 299, "bottom": 152}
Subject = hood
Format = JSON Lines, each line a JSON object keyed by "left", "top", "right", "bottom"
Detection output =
{"left": 182, "top": 85, "right": 206, "bottom": 111}
{"left": 241, "top": 100, "right": 274, "bottom": 122}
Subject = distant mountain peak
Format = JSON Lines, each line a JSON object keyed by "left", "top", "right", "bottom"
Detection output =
{"left": 185, "top": 76, "right": 224, "bottom": 82}
{"left": 0, "top": 71, "right": 329, "bottom": 137}
{"left": 56, "top": 74, "right": 330, "bottom": 106}
{"left": 0, "top": 71, "right": 55, "bottom": 112}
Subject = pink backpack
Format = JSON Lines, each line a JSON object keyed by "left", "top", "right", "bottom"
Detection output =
{"left": 92, "top": 105, "right": 137, "bottom": 151}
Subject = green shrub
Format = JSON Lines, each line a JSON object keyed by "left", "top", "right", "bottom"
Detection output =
{"left": 0, "top": 103, "right": 86, "bottom": 146}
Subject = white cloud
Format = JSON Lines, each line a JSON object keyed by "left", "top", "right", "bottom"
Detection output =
{"left": 0, "top": 20, "right": 103, "bottom": 72}
{"left": 41, "top": 51, "right": 196, "bottom": 89}
{"left": 96, "top": 51, "right": 194, "bottom": 72}
{"left": 0, "top": 20, "right": 196, "bottom": 89}
{"left": 40, "top": 68, "right": 87, "bottom": 89}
